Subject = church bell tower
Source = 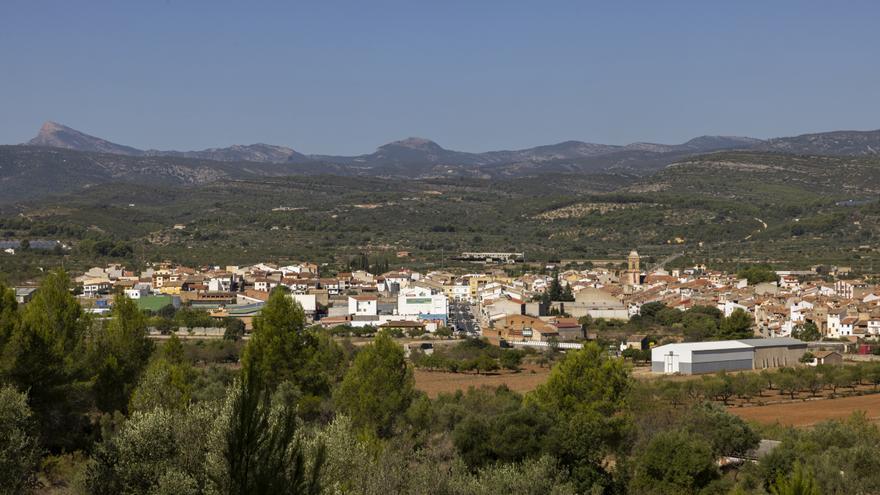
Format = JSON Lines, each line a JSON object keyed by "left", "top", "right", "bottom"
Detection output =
{"left": 625, "top": 250, "right": 640, "bottom": 286}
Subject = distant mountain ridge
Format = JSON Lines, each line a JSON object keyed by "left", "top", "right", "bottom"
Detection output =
{"left": 26, "top": 119, "right": 880, "bottom": 175}
{"left": 0, "top": 145, "right": 316, "bottom": 203}
{"left": 758, "top": 129, "right": 880, "bottom": 156}
{"left": 307, "top": 135, "right": 764, "bottom": 172}
{"left": 24, "top": 121, "right": 880, "bottom": 169}
{"left": 5, "top": 120, "right": 879, "bottom": 203}
{"left": 28, "top": 121, "right": 143, "bottom": 156}
{"left": 27, "top": 121, "right": 310, "bottom": 163}
{"left": 26, "top": 121, "right": 767, "bottom": 169}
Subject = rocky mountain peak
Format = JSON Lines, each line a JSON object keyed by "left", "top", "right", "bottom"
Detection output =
{"left": 27, "top": 121, "right": 143, "bottom": 155}
{"left": 382, "top": 137, "right": 444, "bottom": 151}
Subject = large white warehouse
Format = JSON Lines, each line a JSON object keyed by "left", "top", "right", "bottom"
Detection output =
{"left": 651, "top": 338, "right": 807, "bottom": 374}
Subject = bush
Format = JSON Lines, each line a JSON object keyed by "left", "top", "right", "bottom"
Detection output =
{"left": 500, "top": 350, "right": 524, "bottom": 371}
{"left": 224, "top": 318, "right": 246, "bottom": 341}
{"left": 629, "top": 430, "right": 720, "bottom": 494}
{"left": 0, "top": 386, "right": 41, "bottom": 494}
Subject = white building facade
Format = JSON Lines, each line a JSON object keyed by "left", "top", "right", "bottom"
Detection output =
{"left": 397, "top": 287, "right": 448, "bottom": 318}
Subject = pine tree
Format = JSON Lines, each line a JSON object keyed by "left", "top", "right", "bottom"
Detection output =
{"left": 718, "top": 308, "right": 754, "bottom": 340}
{"left": 89, "top": 294, "right": 154, "bottom": 413}
{"left": 242, "top": 289, "right": 310, "bottom": 392}
{"left": 1, "top": 270, "right": 92, "bottom": 451}
{"left": 769, "top": 462, "right": 820, "bottom": 495}
{"left": 0, "top": 283, "right": 18, "bottom": 352}
{"left": 561, "top": 282, "right": 574, "bottom": 302}
{"left": 218, "top": 366, "right": 324, "bottom": 495}
{"left": 548, "top": 271, "right": 562, "bottom": 301}
{"left": 334, "top": 333, "right": 414, "bottom": 438}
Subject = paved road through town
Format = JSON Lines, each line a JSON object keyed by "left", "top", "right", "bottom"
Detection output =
{"left": 448, "top": 300, "right": 478, "bottom": 336}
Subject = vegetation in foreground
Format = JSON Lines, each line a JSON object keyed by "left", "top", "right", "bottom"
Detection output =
{"left": 1, "top": 274, "right": 880, "bottom": 494}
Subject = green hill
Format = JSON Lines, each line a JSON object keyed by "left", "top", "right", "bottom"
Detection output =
{"left": 3, "top": 150, "right": 880, "bottom": 282}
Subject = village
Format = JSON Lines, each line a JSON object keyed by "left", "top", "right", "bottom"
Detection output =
{"left": 8, "top": 249, "right": 872, "bottom": 376}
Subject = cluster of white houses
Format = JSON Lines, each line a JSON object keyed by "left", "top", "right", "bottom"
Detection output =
{"left": 327, "top": 285, "right": 449, "bottom": 329}
{"left": 11, "top": 251, "right": 875, "bottom": 375}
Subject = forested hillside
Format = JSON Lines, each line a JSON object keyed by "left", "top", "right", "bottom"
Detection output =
{"left": 3, "top": 149, "right": 880, "bottom": 283}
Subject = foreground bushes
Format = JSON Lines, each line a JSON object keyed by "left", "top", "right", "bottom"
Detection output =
{"left": 86, "top": 369, "right": 323, "bottom": 495}
{"left": 0, "top": 386, "right": 41, "bottom": 495}
{"left": 4, "top": 275, "right": 880, "bottom": 494}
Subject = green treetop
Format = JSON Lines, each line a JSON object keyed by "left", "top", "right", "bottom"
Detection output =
{"left": 1, "top": 270, "right": 92, "bottom": 451}
{"left": 334, "top": 333, "right": 414, "bottom": 438}
{"left": 241, "top": 288, "right": 311, "bottom": 390}
{"left": 88, "top": 294, "right": 154, "bottom": 414}
{"left": 718, "top": 308, "right": 754, "bottom": 340}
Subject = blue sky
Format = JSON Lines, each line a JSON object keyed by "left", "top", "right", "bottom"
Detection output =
{"left": 2, "top": 1, "right": 879, "bottom": 154}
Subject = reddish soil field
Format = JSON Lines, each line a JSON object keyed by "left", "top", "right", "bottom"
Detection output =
{"left": 730, "top": 394, "right": 880, "bottom": 427}
{"left": 414, "top": 364, "right": 551, "bottom": 398}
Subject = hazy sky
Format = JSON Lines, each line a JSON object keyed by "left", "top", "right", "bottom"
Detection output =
{"left": 2, "top": 1, "right": 879, "bottom": 154}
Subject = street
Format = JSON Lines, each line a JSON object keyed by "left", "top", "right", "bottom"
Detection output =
{"left": 447, "top": 300, "right": 479, "bottom": 337}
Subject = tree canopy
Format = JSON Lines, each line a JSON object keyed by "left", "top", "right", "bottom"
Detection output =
{"left": 0, "top": 385, "right": 41, "bottom": 495}
{"left": 629, "top": 429, "right": 719, "bottom": 494}
{"left": 792, "top": 321, "right": 821, "bottom": 341}
{"left": 718, "top": 308, "right": 754, "bottom": 340}
{"left": 0, "top": 271, "right": 92, "bottom": 451}
{"left": 737, "top": 265, "right": 779, "bottom": 285}
{"left": 241, "top": 288, "right": 326, "bottom": 396}
{"left": 88, "top": 294, "right": 154, "bottom": 413}
{"left": 334, "top": 333, "right": 414, "bottom": 438}
{"left": 528, "top": 342, "right": 632, "bottom": 492}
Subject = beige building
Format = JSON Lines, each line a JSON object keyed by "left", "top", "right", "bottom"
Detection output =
{"left": 810, "top": 350, "right": 843, "bottom": 366}
{"left": 556, "top": 287, "right": 628, "bottom": 320}
{"left": 740, "top": 338, "right": 808, "bottom": 370}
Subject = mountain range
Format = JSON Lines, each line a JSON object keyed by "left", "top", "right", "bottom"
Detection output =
{"left": 27, "top": 121, "right": 312, "bottom": 163}
{"left": 1, "top": 120, "right": 879, "bottom": 203}
{"left": 27, "top": 121, "right": 768, "bottom": 169}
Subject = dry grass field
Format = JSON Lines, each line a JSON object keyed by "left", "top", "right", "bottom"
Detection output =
{"left": 729, "top": 394, "right": 880, "bottom": 427}
{"left": 414, "top": 364, "right": 552, "bottom": 398}
{"left": 414, "top": 358, "right": 880, "bottom": 427}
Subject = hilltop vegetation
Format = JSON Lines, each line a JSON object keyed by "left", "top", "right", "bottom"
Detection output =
{"left": 2, "top": 150, "right": 880, "bottom": 282}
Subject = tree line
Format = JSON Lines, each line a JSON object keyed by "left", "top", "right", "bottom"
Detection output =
{"left": 648, "top": 363, "right": 880, "bottom": 407}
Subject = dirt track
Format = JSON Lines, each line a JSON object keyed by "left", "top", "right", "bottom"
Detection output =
{"left": 730, "top": 394, "right": 880, "bottom": 427}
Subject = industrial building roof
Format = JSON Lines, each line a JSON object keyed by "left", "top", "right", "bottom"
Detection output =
{"left": 736, "top": 337, "right": 805, "bottom": 348}
{"left": 653, "top": 337, "right": 806, "bottom": 354}
{"left": 653, "top": 341, "right": 752, "bottom": 352}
